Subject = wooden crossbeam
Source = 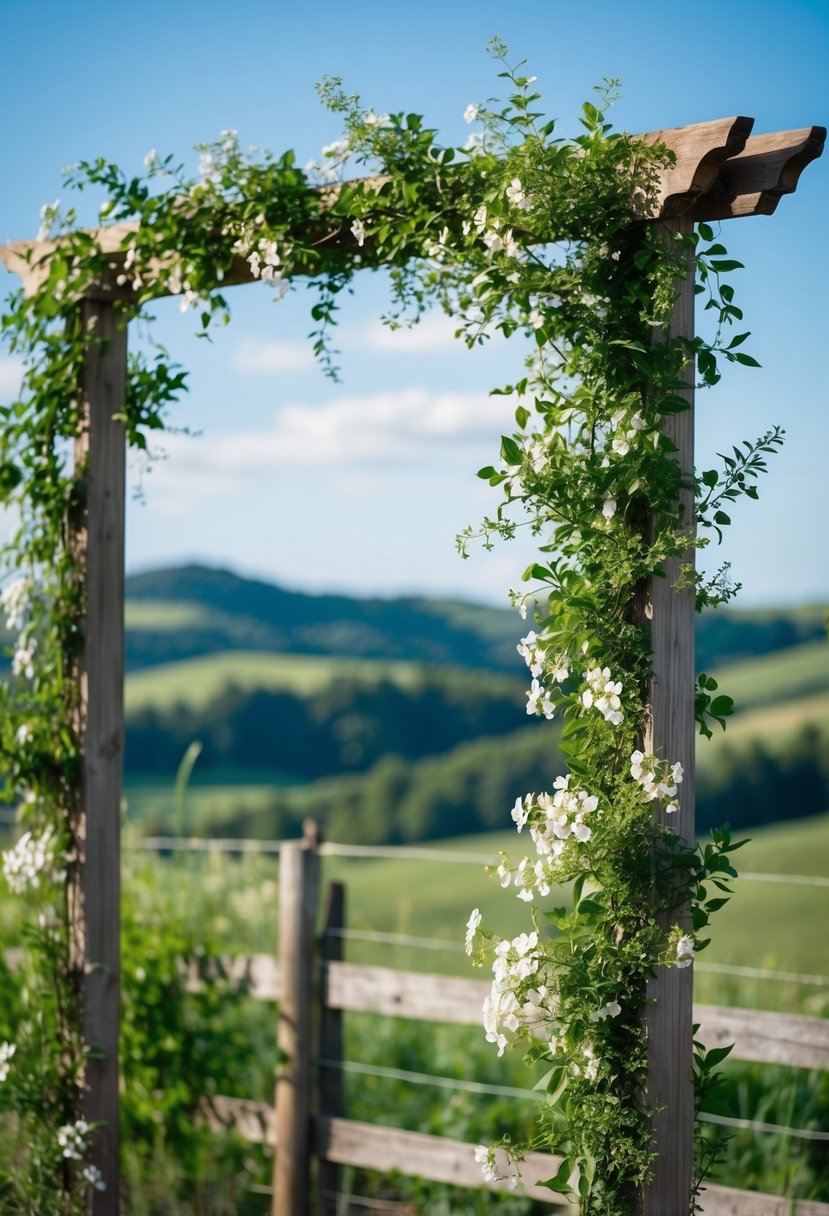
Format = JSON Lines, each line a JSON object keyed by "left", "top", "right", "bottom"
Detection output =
{"left": 1, "top": 117, "right": 823, "bottom": 301}
{"left": 694, "top": 126, "right": 826, "bottom": 220}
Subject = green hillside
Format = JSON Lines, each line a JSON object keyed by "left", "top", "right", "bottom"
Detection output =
{"left": 118, "top": 564, "right": 826, "bottom": 673}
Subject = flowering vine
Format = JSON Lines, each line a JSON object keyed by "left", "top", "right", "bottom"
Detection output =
{"left": 0, "top": 38, "right": 775, "bottom": 1212}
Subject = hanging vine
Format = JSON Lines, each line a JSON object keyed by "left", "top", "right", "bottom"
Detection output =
{"left": 0, "top": 39, "right": 780, "bottom": 1213}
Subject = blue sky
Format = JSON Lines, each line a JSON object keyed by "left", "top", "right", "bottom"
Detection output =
{"left": 1, "top": 0, "right": 827, "bottom": 607}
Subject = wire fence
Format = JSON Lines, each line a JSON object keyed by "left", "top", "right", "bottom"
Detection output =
{"left": 319, "top": 1056, "right": 829, "bottom": 1144}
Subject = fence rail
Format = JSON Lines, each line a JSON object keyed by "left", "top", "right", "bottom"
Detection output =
{"left": 184, "top": 953, "right": 829, "bottom": 1073}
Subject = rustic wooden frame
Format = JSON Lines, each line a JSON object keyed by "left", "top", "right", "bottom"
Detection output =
{"left": 0, "top": 113, "right": 823, "bottom": 1216}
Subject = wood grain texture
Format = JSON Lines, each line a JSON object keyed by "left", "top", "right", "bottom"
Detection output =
{"left": 317, "top": 883, "right": 346, "bottom": 1214}
{"left": 203, "top": 1098, "right": 829, "bottom": 1215}
{"left": 696, "top": 1003, "right": 829, "bottom": 1072}
{"left": 313, "top": 1116, "right": 572, "bottom": 1207}
{"left": 73, "top": 300, "right": 127, "bottom": 1216}
{"left": 699, "top": 1184, "right": 829, "bottom": 1216}
{"left": 694, "top": 126, "right": 826, "bottom": 221}
{"left": 641, "top": 115, "right": 754, "bottom": 216}
{"left": 272, "top": 839, "right": 320, "bottom": 1216}
{"left": 639, "top": 216, "right": 696, "bottom": 1216}
{"left": 180, "top": 951, "right": 829, "bottom": 1071}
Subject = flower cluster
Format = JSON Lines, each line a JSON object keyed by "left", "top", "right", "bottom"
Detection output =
{"left": 630, "top": 749, "right": 683, "bottom": 813}
{"left": 1, "top": 576, "right": 32, "bottom": 631}
{"left": 482, "top": 930, "right": 554, "bottom": 1056}
{"left": 474, "top": 1144, "right": 519, "bottom": 1189}
{"left": 0, "top": 1040, "right": 15, "bottom": 1082}
{"left": 581, "top": 665, "right": 624, "bottom": 725}
{"left": 2, "top": 827, "right": 65, "bottom": 895}
{"left": 57, "top": 1119, "right": 90, "bottom": 1161}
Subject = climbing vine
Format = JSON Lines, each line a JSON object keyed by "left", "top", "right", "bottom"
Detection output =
{"left": 0, "top": 39, "right": 780, "bottom": 1213}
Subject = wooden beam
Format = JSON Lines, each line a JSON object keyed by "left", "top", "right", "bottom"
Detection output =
{"left": 272, "top": 833, "right": 320, "bottom": 1216}
{"left": 637, "top": 215, "right": 696, "bottom": 1216}
{"left": 72, "top": 298, "right": 127, "bottom": 1215}
{"left": 180, "top": 951, "right": 829, "bottom": 1072}
{"left": 3, "top": 114, "right": 820, "bottom": 300}
{"left": 202, "top": 1098, "right": 829, "bottom": 1216}
{"left": 694, "top": 126, "right": 826, "bottom": 221}
{"left": 317, "top": 883, "right": 346, "bottom": 1215}
{"left": 641, "top": 115, "right": 754, "bottom": 216}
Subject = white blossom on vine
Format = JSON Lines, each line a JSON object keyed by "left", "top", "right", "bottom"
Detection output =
{"left": 526, "top": 677, "right": 555, "bottom": 719}
{"left": 465, "top": 907, "right": 482, "bottom": 955}
{"left": 675, "top": 934, "right": 694, "bottom": 968}
{"left": 57, "top": 1119, "right": 90, "bottom": 1161}
{"left": 2, "top": 827, "right": 65, "bottom": 895}
{"left": 12, "top": 638, "right": 36, "bottom": 680}
{"left": 0, "top": 1041, "right": 15, "bottom": 1082}
{"left": 581, "top": 666, "right": 624, "bottom": 725}
{"left": 1, "top": 576, "right": 32, "bottom": 631}
{"left": 474, "top": 1144, "right": 519, "bottom": 1188}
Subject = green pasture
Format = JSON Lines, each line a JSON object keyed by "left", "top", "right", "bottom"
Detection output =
{"left": 111, "top": 814, "right": 829, "bottom": 1018}
{"left": 713, "top": 640, "right": 829, "bottom": 715}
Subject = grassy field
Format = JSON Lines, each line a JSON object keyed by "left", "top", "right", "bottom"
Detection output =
{"left": 124, "top": 638, "right": 829, "bottom": 715}
{"left": 113, "top": 813, "right": 829, "bottom": 1019}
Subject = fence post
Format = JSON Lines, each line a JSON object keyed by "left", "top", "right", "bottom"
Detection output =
{"left": 273, "top": 823, "right": 321, "bottom": 1215}
{"left": 638, "top": 215, "right": 696, "bottom": 1215}
{"left": 317, "top": 881, "right": 346, "bottom": 1215}
{"left": 71, "top": 297, "right": 127, "bottom": 1215}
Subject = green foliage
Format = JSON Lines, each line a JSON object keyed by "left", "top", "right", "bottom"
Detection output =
{"left": 0, "top": 36, "right": 789, "bottom": 1212}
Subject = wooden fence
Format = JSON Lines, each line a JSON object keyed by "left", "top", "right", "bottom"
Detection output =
{"left": 187, "top": 834, "right": 829, "bottom": 1216}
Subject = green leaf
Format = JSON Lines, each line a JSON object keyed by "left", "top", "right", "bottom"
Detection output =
{"left": 539, "top": 1158, "right": 573, "bottom": 1195}
{"left": 500, "top": 435, "right": 522, "bottom": 465}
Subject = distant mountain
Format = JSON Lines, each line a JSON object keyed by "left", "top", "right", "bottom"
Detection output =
{"left": 123, "top": 563, "right": 828, "bottom": 673}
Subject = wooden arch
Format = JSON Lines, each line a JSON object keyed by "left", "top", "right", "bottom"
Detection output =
{"left": 0, "top": 114, "right": 824, "bottom": 1216}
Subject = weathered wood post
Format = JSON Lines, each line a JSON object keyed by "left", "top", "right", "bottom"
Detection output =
{"left": 638, "top": 215, "right": 696, "bottom": 1215}
{"left": 73, "top": 297, "right": 128, "bottom": 1215}
{"left": 273, "top": 822, "right": 321, "bottom": 1215}
{"left": 317, "top": 881, "right": 346, "bottom": 1215}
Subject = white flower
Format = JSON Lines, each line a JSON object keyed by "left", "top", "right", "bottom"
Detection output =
{"left": 474, "top": 1143, "right": 519, "bottom": 1188}
{"left": 526, "top": 678, "right": 555, "bottom": 720}
{"left": 143, "top": 149, "right": 159, "bottom": 169}
{"left": 365, "top": 112, "right": 390, "bottom": 128}
{"left": 82, "top": 1165, "right": 106, "bottom": 1192}
{"left": 2, "top": 827, "right": 64, "bottom": 895}
{"left": 676, "top": 934, "right": 694, "bottom": 968}
{"left": 350, "top": 219, "right": 366, "bottom": 248}
{"left": 0, "top": 1041, "right": 15, "bottom": 1082}
{"left": 463, "top": 131, "right": 484, "bottom": 154}
{"left": 12, "top": 638, "right": 36, "bottom": 680}
{"left": 517, "top": 630, "right": 544, "bottom": 678}
{"left": 528, "top": 309, "right": 544, "bottom": 330}
{"left": 180, "top": 288, "right": 201, "bottom": 313}
{"left": 464, "top": 104, "right": 479, "bottom": 124}
{"left": 57, "top": 1119, "right": 90, "bottom": 1161}
{"left": 511, "top": 794, "right": 533, "bottom": 832}
{"left": 582, "top": 666, "right": 624, "bottom": 726}
{"left": 465, "top": 908, "right": 482, "bottom": 955}
{"left": 601, "top": 494, "right": 617, "bottom": 520}
{"left": 2, "top": 577, "right": 32, "bottom": 632}
{"left": 630, "top": 750, "right": 683, "bottom": 811}
{"left": 198, "top": 151, "right": 215, "bottom": 177}
{"left": 473, "top": 204, "right": 488, "bottom": 233}
{"left": 589, "top": 999, "right": 622, "bottom": 1023}
{"left": 15, "top": 723, "right": 32, "bottom": 746}
{"left": 505, "top": 178, "right": 534, "bottom": 212}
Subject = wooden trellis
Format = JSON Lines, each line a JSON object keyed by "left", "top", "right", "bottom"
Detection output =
{"left": 1, "top": 113, "right": 824, "bottom": 1216}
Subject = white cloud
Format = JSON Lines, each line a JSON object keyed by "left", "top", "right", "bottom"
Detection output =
{"left": 0, "top": 357, "right": 24, "bottom": 400}
{"left": 358, "top": 312, "right": 464, "bottom": 354}
{"left": 231, "top": 337, "right": 315, "bottom": 375}
{"left": 133, "top": 386, "right": 514, "bottom": 506}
